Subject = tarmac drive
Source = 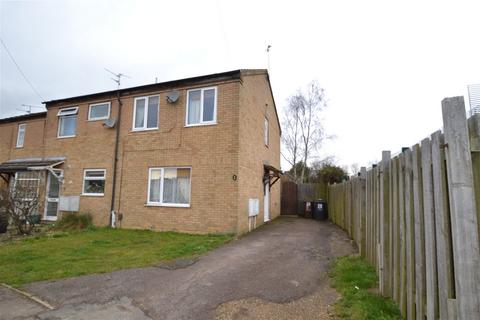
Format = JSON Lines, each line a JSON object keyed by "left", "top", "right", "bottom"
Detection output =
{"left": 3, "top": 217, "right": 356, "bottom": 320}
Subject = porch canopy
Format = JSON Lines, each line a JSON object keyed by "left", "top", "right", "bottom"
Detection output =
{"left": 263, "top": 164, "right": 282, "bottom": 188}
{"left": 0, "top": 157, "right": 65, "bottom": 180}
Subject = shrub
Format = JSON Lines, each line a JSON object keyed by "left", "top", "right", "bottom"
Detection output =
{"left": 56, "top": 213, "right": 93, "bottom": 231}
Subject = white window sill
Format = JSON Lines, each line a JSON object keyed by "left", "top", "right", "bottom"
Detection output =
{"left": 87, "top": 118, "right": 109, "bottom": 122}
{"left": 145, "top": 203, "right": 190, "bottom": 208}
{"left": 57, "top": 135, "right": 76, "bottom": 139}
{"left": 184, "top": 122, "right": 217, "bottom": 128}
{"left": 131, "top": 127, "right": 159, "bottom": 132}
{"left": 81, "top": 193, "right": 105, "bottom": 197}
{"left": 15, "top": 146, "right": 24, "bottom": 149}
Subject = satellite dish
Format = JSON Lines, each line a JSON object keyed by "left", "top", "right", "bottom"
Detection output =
{"left": 166, "top": 91, "right": 180, "bottom": 104}
{"left": 103, "top": 118, "right": 116, "bottom": 128}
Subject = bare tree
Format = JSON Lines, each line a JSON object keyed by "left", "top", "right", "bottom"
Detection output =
{"left": 297, "top": 81, "right": 327, "bottom": 182}
{"left": 0, "top": 175, "right": 40, "bottom": 235}
{"left": 350, "top": 163, "right": 360, "bottom": 176}
{"left": 282, "top": 81, "right": 328, "bottom": 182}
{"left": 281, "top": 96, "right": 302, "bottom": 181}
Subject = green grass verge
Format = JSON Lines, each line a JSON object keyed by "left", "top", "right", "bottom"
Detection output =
{"left": 0, "top": 227, "right": 233, "bottom": 286}
{"left": 330, "top": 256, "right": 402, "bottom": 320}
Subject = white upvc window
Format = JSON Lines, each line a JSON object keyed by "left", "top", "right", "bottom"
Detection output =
{"left": 186, "top": 87, "right": 217, "bottom": 126}
{"left": 264, "top": 117, "right": 269, "bottom": 147}
{"left": 88, "top": 102, "right": 111, "bottom": 121}
{"left": 13, "top": 171, "right": 41, "bottom": 201}
{"left": 133, "top": 95, "right": 159, "bottom": 131}
{"left": 16, "top": 123, "right": 26, "bottom": 148}
{"left": 82, "top": 169, "right": 106, "bottom": 196}
{"left": 57, "top": 107, "right": 78, "bottom": 138}
{"left": 147, "top": 167, "right": 191, "bottom": 207}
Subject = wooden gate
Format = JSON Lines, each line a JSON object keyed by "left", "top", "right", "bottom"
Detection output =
{"left": 281, "top": 181, "right": 297, "bottom": 215}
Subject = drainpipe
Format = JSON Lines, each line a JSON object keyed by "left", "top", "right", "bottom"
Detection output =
{"left": 109, "top": 90, "right": 122, "bottom": 227}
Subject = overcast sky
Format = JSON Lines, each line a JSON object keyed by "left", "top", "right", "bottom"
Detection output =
{"left": 1, "top": 0, "right": 479, "bottom": 171}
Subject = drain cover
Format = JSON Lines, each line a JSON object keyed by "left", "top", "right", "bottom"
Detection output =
{"left": 155, "top": 258, "right": 199, "bottom": 270}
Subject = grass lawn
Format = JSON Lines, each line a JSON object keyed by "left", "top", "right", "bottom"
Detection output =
{"left": 0, "top": 227, "right": 233, "bottom": 286}
{"left": 330, "top": 256, "right": 402, "bottom": 320}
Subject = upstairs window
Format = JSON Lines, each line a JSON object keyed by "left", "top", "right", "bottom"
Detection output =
{"left": 148, "top": 167, "right": 191, "bottom": 207}
{"left": 264, "top": 117, "right": 269, "bottom": 147}
{"left": 57, "top": 107, "right": 78, "bottom": 138}
{"left": 88, "top": 102, "right": 110, "bottom": 121}
{"left": 16, "top": 123, "right": 26, "bottom": 148}
{"left": 186, "top": 87, "right": 217, "bottom": 126}
{"left": 133, "top": 95, "right": 159, "bottom": 131}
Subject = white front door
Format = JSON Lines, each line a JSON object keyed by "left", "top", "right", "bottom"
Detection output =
{"left": 44, "top": 172, "right": 60, "bottom": 221}
{"left": 264, "top": 183, "right": 270, "bottom": 222}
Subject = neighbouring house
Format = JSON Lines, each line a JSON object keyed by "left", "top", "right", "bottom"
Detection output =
{"left": 0, "top": 69, "right": 281, "bottom": 234}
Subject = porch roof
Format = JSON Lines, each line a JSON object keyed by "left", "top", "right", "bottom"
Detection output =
{"left": 264, "top": 164, "right": 282, "bottom": 176}
{"left": 0, "top": 157, "right": 65, "bottom": 173}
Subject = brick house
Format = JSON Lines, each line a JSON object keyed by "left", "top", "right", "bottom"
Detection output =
{"left": 0, "top": 70, "right": 282, "bottom": 234}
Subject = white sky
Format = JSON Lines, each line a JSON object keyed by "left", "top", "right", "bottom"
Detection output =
{"left": 1, "top": 0, "right": 479, "bottom": 171}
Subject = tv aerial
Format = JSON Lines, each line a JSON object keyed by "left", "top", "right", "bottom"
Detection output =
{"left": 105, "top": 68, "right": 131, "bottom": 89}
{"left": 16, "top": 104, "right": 44, "bottom": 114}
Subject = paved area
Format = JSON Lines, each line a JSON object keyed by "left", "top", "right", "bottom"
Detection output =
{"left": 4, "top": 217, "right": 355, "bottom": 320}
{"left": 0, "top": 286, "right": 46, "bottom": 319}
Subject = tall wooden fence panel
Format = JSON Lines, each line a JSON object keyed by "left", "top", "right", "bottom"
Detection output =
{"left": 281, "top": 181, "right": 327, "bottom": 215}
{"left": 327, "top": 97, "right": 480, "bottom": 320}
{"left": 281, "top": 180, "right": 298, "bottom": 215}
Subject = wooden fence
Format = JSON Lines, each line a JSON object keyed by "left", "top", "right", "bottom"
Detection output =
{"left": 328, "top": 97, "right": 480, "bottom": 320}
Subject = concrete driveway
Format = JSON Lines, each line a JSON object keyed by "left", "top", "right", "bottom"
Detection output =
{"left": 6, "top": 217, "right": 355, "bottom": 320}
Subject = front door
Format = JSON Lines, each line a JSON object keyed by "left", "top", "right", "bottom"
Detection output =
{"left": 264, "top": 182, "right": 270, "bottom": 222}
{"left": 44, "top": 172, "right": 60, "bottom": 221}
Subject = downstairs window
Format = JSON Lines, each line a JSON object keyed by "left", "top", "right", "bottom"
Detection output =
{"left": 148, "top": 167, "right": 191, "bottom": 207}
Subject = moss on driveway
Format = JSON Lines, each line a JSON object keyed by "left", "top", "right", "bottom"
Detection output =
{"left": 0, "top": 227, "right": 232, "bottom": 286}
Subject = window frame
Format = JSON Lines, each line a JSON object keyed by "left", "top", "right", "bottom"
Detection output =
{"left": 57, "top": 107, "right": 79, "bottom": 116}
{"left": 16, "top": 123, "right": 26, "bottom": 148}
{"left": 132, "top": 95, "right": 160, "bottom": 131}
{"left": 57, "top": 107, "right": 79, "bottom": 139}
{"left": 185, "top": 86, "right": 217, "bottom": 127}
{"left": 147, "top": 166, "right": 192, "bottom": 207}
{"left": 88, "top": 102, "right": 111, "bottom": 121}
{"left": 13, "top": 171, "right": 41, "bottom": 201}
{"left": 82, "top": 169, "right": 106, "bottom": 197}
{"left": 264, "top": 117, "right": 269, "bottom": 147}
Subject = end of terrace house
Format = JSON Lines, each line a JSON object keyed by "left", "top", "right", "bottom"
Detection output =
{"left": 0, "top": 69, "right": 282, "bottom": 234}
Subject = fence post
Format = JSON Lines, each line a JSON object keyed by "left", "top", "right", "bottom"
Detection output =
{"left": 431, "top": 130, "right": 455, "bottom": 320}
{"left": 398, "top": 152, "right": 407, "bottom": 316}
{"left": 442, "top": 96, "right": 480, "bottom": 319}
{"left": 467, "top": 114, "right": 480, "bottom": 245}
{"left": 360, "top": 167, "right": 367, "bottom": 257}
{"left": 404, "top": 148, "right": 415, "bottom": 320}
{"left": 372, "top": 165, "right": 379, "bottom": 272}
{"left": 412, "top": 144, "right": 426, "bottom": 319}
{"left": 365, "top": 170, "right": 373, "bottom": 263}
{"left": 380, "top": 151, "right": 391, "bottom": 296}
{"left": 391, "top": 157, "right": 400, "bottom": 303}
{"left": 421, "top": 137, "right": 438, "bottom": 320}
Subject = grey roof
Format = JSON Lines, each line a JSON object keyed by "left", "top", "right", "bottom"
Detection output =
{"left": 0, "top": 157, "right": 65, "bottom": 173}
{"left": 44, "top": 70, "right": 245, "bottom": 105}
{"left": 0, "top": 111, "right": 47, "bottom": 124}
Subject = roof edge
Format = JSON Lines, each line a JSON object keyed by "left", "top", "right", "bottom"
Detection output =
{"left": 0, "top": 111, "right": 47, "bottom": 124}
{"left": 44, "top": 69, "right": 245, "bottom": 107}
